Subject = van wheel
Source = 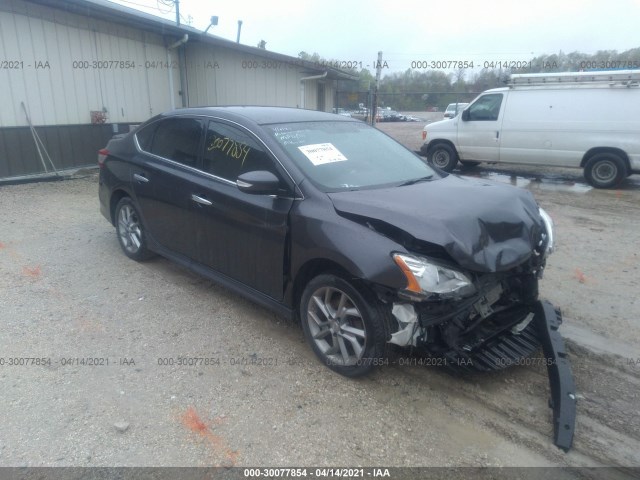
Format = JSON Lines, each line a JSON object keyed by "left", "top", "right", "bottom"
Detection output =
{"left": 584, "top": 153, "right": 626, "bottom": 189}
{"left": 428, "top": 144, "right": 458, "bottom": 172}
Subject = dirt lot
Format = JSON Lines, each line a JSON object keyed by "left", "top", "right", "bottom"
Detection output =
{"left": 1, "top": 122, "right": 639, "bottom": 475}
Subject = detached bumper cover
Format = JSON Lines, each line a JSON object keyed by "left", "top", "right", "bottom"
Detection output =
{"left": 535, "top": 300, "right": 576, "bottom": 452}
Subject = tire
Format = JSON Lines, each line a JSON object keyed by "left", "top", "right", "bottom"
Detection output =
{"left": 460, "top": 160, "right": 481, "bottom": 168}
{"left": 114, "top": 197, "right": 155, "bottom": 261}
{"left": 299, "top": 274, "right": 391, "bottom": 377}
{"left": 584, "top": 153, "right": 626, "bottom": 189}
{"left": 428, "top": 143, "right": 458, "bottom": 172}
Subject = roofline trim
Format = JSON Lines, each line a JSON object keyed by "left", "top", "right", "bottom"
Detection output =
{"left": 23, "top": 0, "right": 359, "bottom": 81}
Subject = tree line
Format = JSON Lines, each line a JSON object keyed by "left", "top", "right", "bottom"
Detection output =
{"left": 300, "top": 48, "right": 640, "bottom": 111}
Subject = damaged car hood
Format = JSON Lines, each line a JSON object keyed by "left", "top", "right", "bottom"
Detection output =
{"left": 328, "top": 175, "right": 544, "bottom": 273}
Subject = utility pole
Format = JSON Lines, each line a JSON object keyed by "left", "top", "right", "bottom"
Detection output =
{"left": 175, "top": 0, "right": 180, "bottom": 26}
{"left": 372, "top": 51, "right": 382, "bottom": 126}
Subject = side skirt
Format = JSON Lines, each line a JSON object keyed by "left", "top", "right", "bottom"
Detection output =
{"left": 148, "top": 239, "right": 294, "bottom": 321}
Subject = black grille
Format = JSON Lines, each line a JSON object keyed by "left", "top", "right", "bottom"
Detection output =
{"left": 444, "top": 321, "right": 541, "bottom": 372}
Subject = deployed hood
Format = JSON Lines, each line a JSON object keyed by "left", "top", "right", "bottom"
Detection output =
{"left": 328, "top": 175, "right": 544, "bottom": 273}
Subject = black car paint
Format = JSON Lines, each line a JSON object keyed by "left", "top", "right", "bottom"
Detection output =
{"left": 99, "top": 106, "right": 550, "bottom": 313}
{"left": 100, "top": 108, "right": 416, "bottom": 313}
{"left": 99, "top": 107, "right": 575, "bottom": 450}
{"left": 328, "top": 174, "right": 545, "bottom": 273}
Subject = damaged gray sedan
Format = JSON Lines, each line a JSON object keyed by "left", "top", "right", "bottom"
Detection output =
{"left": 99, "top": 107, "right": 575, "bottom": 451}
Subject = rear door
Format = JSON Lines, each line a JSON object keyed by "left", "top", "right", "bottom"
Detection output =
{"left": 457, "top": 93, "right": 505, "bottom": 161}
{"left": 188, "top": 120, "right": 295, "bottom": 300}
{"left": 131, "top": 116, "right": 205, "bottom": 260}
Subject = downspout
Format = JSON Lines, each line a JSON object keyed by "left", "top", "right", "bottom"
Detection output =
{"left": 167, "top": 34, "right": 189, "bottom": 108}
{"left": 299, "top": 71, "right": 327, "bottom": 109}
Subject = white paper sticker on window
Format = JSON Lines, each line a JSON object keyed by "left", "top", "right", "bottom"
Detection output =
{"left": 298, "top": 143, "right": 347, "bottom": 166}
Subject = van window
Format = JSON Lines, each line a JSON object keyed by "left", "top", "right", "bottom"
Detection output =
{"left": 468, "top": 94, "right": 503, "bottom": 121}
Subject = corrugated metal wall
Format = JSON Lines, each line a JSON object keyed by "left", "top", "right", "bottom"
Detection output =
{"left": 0, "top": 0, "right": 178, "bottom": 127}
{"left": 0, "top": 124, "right": 117, "bottom": 178}
{"left": 0, "top": 0, "right": 336, "bottom": 178}
{"left": 185, "top": 44, "right": 304, "bottom": 108}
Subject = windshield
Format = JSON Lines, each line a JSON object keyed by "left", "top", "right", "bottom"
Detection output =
{"left": 265, "top": 121, "right": 437, "bottom": 192}
{"left": 446, "top": 103, "right": 467, "bottom": 113}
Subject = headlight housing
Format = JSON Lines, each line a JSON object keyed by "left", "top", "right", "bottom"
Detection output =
{"left": 538, "top": 207, "right": 555, "bottom": 256}
{"left": 393, "top": 253, "right": 476, "bottom": 299}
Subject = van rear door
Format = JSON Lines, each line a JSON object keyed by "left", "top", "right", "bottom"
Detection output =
{"left": 457, "top": 93, "right": 505, "bottom": 162}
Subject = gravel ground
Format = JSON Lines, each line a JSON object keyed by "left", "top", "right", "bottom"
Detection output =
{"left": 1, "top": 123, "right": 639, "bottom": 474}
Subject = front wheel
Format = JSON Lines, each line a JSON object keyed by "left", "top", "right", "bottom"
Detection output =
{"left": 428, "top": 143, "right": 458, "bottom": 172}
{"left": 300, "top": 274, "right": 390, "bottom": 377}
{"left": 114, "top": 197, "right": 155, "bottom": 261}
{"left": 584, "top": 153, "right": 626, "bottom": 188}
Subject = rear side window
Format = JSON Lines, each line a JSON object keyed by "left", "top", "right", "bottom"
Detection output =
{"left": 135, "top": 122, "right": 157, "bottom": 151}
{"left": 203, "top": 121, "right": 275, "bottom": 181}
{"left": 468, "top": 94, "right": 503, "bottom": 121}
{"left": 148, "top": 117, "right": 204, "bottom": 167}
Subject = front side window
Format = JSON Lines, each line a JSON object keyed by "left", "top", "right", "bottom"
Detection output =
{"left": 203, "top": 121, "right": 275, "bottom": 181}
{"left": 468, "top": 94, "right": 503, "bottom": 121}
{"left": 149, "top": 117, "right": 204, "bottom": 167}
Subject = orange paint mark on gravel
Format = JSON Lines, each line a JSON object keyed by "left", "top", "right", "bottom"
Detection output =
{"left": 22, "top": 265, "right": 41, "bottom": 278}
{"left": 574, "top": 268, "right": 587, "bottom": 284}
{"left": 182, "top": 406, "right": 208, "bottom": 433}
{"left": 180, "top": 407, "right": 239, "bottom": 466}
{"left": 0, "top": 241, "right": 20, "bottom": 261}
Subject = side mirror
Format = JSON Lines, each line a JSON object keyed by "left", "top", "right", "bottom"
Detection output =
{"left": 237, "top": 170, "right": 281, "bottom": 195}
{"left": 461, "top": 109, "right": 470, "bottom": 121}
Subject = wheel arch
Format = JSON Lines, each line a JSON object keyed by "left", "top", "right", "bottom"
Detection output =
{"left": 427, "top": 139, "right": 458, "bottom": 157}
{"left": 291, "top": 258, "right": 358, "bottom": 319}
{"left": 581, "top": 147, "right": 630, "bottom": 173}
{"left": 109, "top": 189, "right": 131, "bottom": 226}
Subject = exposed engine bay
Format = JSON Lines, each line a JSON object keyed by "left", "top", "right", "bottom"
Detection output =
{"left": 384, "top": 257, "right": 576, "bottom": 452}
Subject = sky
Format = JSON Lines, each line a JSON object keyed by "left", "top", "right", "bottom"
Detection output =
{"left": 110, "top": 0, "right": 640, "bottom": 76}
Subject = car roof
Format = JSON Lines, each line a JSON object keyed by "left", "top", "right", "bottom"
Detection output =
{"left": 159, "top": 106, "right": 353, "bottom": 125}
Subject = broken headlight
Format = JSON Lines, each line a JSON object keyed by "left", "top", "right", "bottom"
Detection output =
{"left": 393, "top": 253, "right": 476, "bottom": 299}
{"left": 538, "top": 207, "right": 555, "bottom": 256}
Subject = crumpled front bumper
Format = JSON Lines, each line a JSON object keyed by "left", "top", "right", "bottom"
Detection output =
{"left": 534, "top": 300, "right": 577, "bottom": 452}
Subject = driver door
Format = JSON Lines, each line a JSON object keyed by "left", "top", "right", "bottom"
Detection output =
{"left": 457, "top": 93, "right": 504, "bottom": 162}
{"left": 189, "top": 120, "right": 295, "bottom": 300}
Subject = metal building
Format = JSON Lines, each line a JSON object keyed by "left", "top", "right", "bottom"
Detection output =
{"left": 0, "top": 0, "right": 357, "bottom": 179}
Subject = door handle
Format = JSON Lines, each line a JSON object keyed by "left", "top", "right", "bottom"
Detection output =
{"left": 133, "top": 173, "right": 149, "bottom": 183}
{"left": 191, "top": 194, "right": 212, "bottom": 206}
{"left": 496, "top": 131, "right": 500, "bottom": 139}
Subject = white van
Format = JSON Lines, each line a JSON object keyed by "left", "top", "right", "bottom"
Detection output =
{"left": 420, "top": 70, "right": 640, "bottom": 188}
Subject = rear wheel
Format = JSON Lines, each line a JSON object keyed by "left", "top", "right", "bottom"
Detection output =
{"left": 300, "top": 274, "right": 390, "bottom": 377}
{"left": 584, "top": 153, "right": 626, "bottom": 188}
{"left": 428, "top": 143, "right": 458, "bottom": 172}
{"left": 115, "top": 197, "right": 155, "bottom": 261}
